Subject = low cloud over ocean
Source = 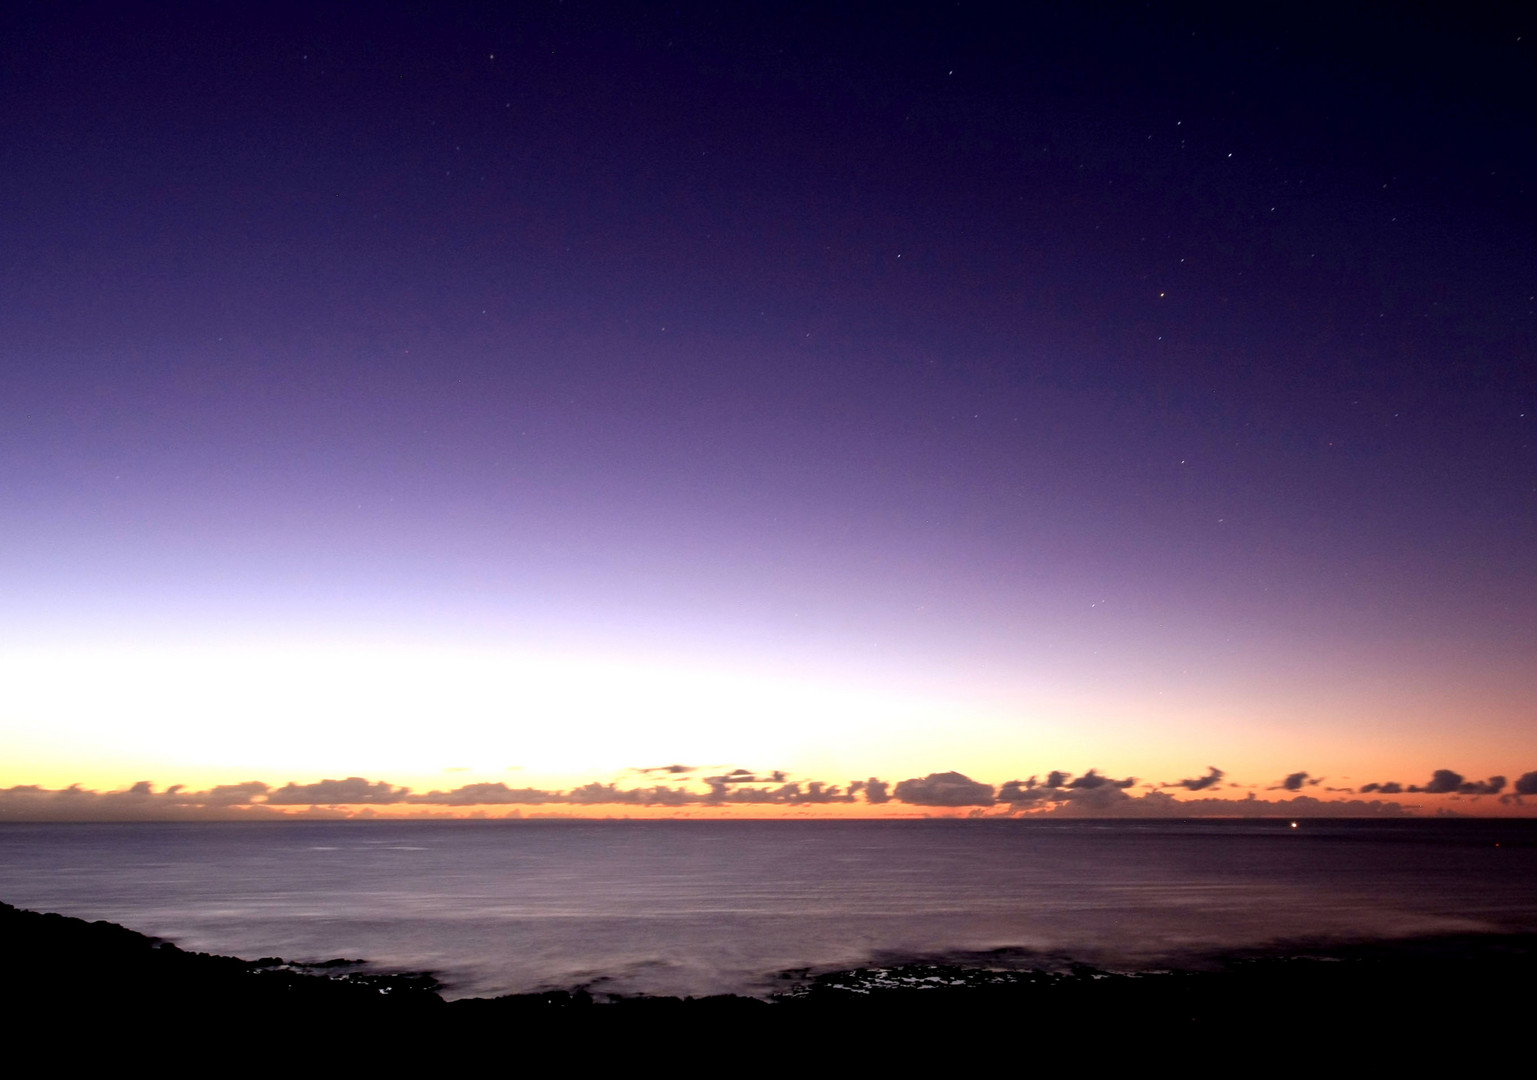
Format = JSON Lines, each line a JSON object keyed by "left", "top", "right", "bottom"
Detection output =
{"left": 3, "top": 765, "right": 1532, "bottom": 821}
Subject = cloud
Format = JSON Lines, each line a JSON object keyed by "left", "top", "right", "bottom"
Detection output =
{"left": 996, "top": 770, "right": 1137, "bottom": 810}
{"left": 630, "top": 764, "right": 697, "bottom": 776}
{"left": 1027, "top": 767, "right": 1337, "bottom": 816}
{"left": 1, "top": 759, "right": 1524, "bottom": 820}
{"left": 265, "top": 773, "right": 886, "bottom": 810}
{"left": 1271, "top": 771, "right": 1320, "bottom": 792}
{"left": 997, "top": 779, "right": 1047, "bottom": 805}
{"left": 784, "top": 782, "right": 854, "bottom": 804}
{"left": 705, "top": 768, "right": 788, "bottom": 785}
{"left": 565, "top": 782, "right": 644, "bottom": 805}
{"left": 628, "top": 785, "right": 703, "bottom": 807}
{"left": 1067, "top": 769, "right": 1136, "bottom": 790}
{"left": 265, "top": 777, "right": 412, "bottom": 805}
{"left": 198, "top": 781, "right": 272, "bottom": 805}
{"left": 1040, "top": 790, "right": 1412, "bottom": 819}
{"left": 408, "top": 782, "right": 562, "bottom": 805}
{"left": 713, "top": 768, "right": 759, "bottom": 783}
{"left": 1410, "top": 769, "right": 1464, "bottom": 794}
{"left": 1164, "top": 767, "right": 1224, "bottom": 791}
{"left": 0, "top": 781, "right": 284, "bottom": 822}
{"left": 1405, "top": 769, "right": 1506, "bottom": 796}
{"left": 793, "top": 782, "right": 853, "bottom": 804}
{"left": 892, "top": 771, "right": 996, "bottom": 807}
{"left": 1047, "top": 784, "right": 1141, "bottom": 814}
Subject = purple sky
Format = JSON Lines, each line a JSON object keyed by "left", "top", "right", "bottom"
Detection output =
{"left": 2, "top": 3, "right": 1534, "bottom": 810}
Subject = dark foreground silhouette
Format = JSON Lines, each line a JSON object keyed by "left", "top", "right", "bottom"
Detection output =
{"left": 5, "top": 901, "right": 1530, "bottom": 1061}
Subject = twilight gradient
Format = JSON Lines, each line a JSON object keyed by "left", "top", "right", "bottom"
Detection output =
{"left": 1, "top": 4, "right": 1534, "bottom": 809}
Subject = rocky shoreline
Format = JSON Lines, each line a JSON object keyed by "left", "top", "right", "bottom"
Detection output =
{"left": 6, "top": 901, "right": 1530, "bottom": 1059}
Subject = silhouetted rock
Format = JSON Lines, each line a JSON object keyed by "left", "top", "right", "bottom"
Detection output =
{"left": 4, "top": 901, "right": 1531, "bottom": 1064}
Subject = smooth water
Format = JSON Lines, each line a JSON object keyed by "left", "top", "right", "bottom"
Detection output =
{"left": 3, "top": 819, "right": 1534, "bottom": 998}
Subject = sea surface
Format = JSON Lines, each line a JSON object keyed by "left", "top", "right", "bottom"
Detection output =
{"left": 3, "top": 818, "right": 1535, "bottom": 999}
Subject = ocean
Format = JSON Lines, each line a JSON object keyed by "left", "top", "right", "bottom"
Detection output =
{"left": 3, "top": 818, "right": 1534, "bottom": 999}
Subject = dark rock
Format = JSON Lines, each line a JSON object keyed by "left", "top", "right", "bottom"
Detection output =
{"left": 5, "top": 901, "right": 1532, "bottom": 1063}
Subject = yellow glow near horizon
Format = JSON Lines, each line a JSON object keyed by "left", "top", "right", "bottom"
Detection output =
{"left": 0, "top": 637, "right": 1021, "bottom": 790}
{"left": 4, "top": 633, "right": 1531, "bottom": 814}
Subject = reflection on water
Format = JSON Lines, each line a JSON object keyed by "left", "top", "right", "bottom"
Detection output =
{"left": 2, "top": 819, "right": 1534, "bottom": 998}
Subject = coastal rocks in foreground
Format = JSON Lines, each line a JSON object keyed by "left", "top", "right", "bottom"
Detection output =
{"left": 4, "top": 901, "right": 1531, "bottom": 1061}
{"left": 1, "top": 901, "right": 444, "bottom": 1015}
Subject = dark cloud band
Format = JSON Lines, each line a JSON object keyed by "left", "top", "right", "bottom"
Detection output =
{"left": 1, "top": 760, "right": 1530, "bottom": 820}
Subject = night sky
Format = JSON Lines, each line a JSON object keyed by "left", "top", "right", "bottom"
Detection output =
{"left": 3, "top": 2, "right": 1534, "bottom": 816}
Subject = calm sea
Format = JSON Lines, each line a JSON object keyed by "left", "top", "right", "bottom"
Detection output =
{"left": 2, "top": 818, "right": 1534, "bottom": 999}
